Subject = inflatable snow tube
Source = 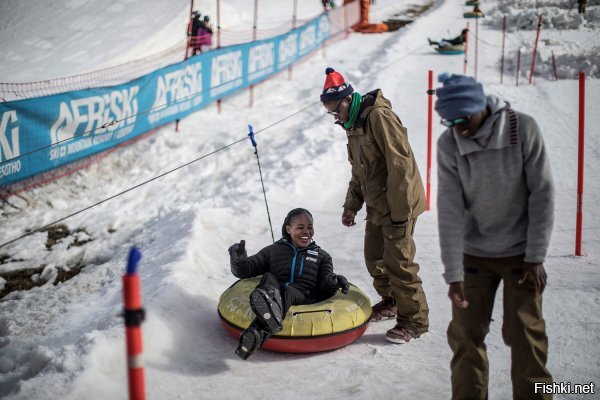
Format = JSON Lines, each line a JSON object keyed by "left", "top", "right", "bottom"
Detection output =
{"left": 463, "top": 11, "right": 484, "bottom": 18}
{"left": 218, "top": 277, "right": 372, "bottom": 353}
{"left": 435, "top": 44, "right": 465, "bottom": 55}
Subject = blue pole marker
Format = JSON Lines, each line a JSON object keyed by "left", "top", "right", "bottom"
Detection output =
{"left": 247, "top": 124, "right": 275, "bottom": 242}
{"left": 248, "top": 124, "right": 257, "bottom": 147}
{"left": 126, "top": 246, "right": 142, "bottom": 275}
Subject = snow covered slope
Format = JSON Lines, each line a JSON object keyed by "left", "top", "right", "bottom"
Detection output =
{"left": 0, "top": 0, "right": 599, "bottom": 399}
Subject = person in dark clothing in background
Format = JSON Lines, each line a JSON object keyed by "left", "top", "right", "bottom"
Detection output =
{"left": 228, "top": 208, "right": 350, "bottom": 360}
{"left": 428, "top": 28, "right": 468, "bottom": 48}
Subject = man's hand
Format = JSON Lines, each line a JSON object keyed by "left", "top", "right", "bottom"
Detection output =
{"left": 518, "top": 262, "right": 547, "bottom": 295}
{"left": 448, "top": 282, "right": 469, "bottom": 308}
{"left": 342, "top": 209, "right": 356, "bottom": 227}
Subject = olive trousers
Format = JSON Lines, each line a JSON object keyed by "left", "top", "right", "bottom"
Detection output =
{"left": 448, "top": 254, "right": 553, "bottom": 400}
{"left": 364, "top": 219, "right": 429, "bottom": 333}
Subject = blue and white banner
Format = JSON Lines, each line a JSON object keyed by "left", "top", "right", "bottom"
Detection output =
{"left": 0, "top": 13, "right": 332, "bottom": 187}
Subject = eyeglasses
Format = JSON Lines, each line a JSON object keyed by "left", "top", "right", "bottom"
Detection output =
{"left": 440, "top": 116, "right": 471, "bottom": 127}
{"left": 327, "top": 98, "right": 346, "bottom": 116}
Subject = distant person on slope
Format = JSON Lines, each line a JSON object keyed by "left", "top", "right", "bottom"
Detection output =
{"left": 435, "top": 73, "right": 555, "bottom": 399}
{"left": 189, "top": 10, "right": 203, "bottom": 55}
{"left": 428, "top": 28, "right": 468, "bottom": 48}
{"left": 320, "top": 67, "right": 429, "bottom": 344}
{"left": 228, "top": 208, "right": 350, "bottom": 360}
{"left": 196, "top": 15, "right": 213, "bottom": 53}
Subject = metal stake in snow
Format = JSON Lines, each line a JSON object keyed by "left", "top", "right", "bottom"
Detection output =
{"left": 122, "top": 247, "right": 146, "bottom": 400}
{"left": 248, "top": 125, "right": 275, "bottom": 242}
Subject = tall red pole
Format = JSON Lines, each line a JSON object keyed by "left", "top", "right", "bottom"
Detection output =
{"left": 575, "top": 72, "right": 585, "bottom": 256}
{"left": 500, "top": 15, "right": 506, "bottom": 84}
{"left": 426, "top": 70, "right": 433, "bottom": 211}
{"left": 529, "top": 15, "right": 543, "bottom": 85}
{"left": 463, "top": 22, "right": 469, "bottom": 75}
{"left": 123, "top": 248, "right": 145, "bottom": 400}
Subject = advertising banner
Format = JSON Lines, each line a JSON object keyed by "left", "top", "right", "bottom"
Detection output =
{"left": 0, "top": 14, "right": 331, "bottom": 187}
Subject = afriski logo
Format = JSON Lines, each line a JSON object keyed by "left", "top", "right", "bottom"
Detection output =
{"left": 50, "top": 87, "right": 139, "bottom": 145}
{"left": 0, "top": 110, "right": 22, "bottom": 179}
{"left": 151, "top": 62, "right": 203, "bottom": 110}
{"left": 248, "top": 43, "right": 275, "bottom": 81}
{"left": 277, "top": 33, "right": 298, "bottom": 68}
{"left": 210, "top": 50, "right": 243, "bottom": 97}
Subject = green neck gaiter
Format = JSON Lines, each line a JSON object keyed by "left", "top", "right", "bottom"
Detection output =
{"left": 344, "top": 92, "right": 363, "bottom": 130}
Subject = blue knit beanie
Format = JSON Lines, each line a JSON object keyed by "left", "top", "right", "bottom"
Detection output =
{"left": 434, "top": 73, "right": 486, "bottom": 120}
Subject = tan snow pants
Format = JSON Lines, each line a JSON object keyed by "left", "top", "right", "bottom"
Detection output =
{"left": 448, "top": 253, "right": 553, "bottom": 400}
{"left": 364, "top": 219, "right": 429, "bottom": 333}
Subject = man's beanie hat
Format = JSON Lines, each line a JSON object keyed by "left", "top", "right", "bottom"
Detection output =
{"left": 434, "top": 73, "right": 486, "bottom": 120}
{"left": 320, "top": 67, "right": 353, "bottom": 102}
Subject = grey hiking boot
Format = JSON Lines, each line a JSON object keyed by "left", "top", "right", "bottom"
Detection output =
{"left": 385, "top": 324, "right": 425, "bottom": 344}
{"left": 371, "top": 298, "right": 397, "bottom": 321}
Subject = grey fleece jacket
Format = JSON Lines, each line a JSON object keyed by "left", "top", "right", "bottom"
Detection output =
{"left": 437, "top": 95, "right": 555, "bottom": 284}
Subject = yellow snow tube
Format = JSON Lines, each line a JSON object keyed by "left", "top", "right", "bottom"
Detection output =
{"left": 218, "top": 276, "right": 372, "bottom": 353}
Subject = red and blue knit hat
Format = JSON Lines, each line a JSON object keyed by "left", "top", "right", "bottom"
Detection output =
{"left": 320, "top": 67, "right": 353, "bottom": 102}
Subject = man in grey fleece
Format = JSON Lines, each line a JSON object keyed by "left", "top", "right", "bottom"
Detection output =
{"left": 435, "top": 74, "right": 555, "bottom": 400}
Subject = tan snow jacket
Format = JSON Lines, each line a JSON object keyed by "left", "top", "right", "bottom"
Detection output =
{"left": 343, "top": 89, "right": 426, "bottom": 226}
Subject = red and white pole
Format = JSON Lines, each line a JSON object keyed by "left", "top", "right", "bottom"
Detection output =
{"left": 426, "top": 70, "right": 434, "bottom": 211}
{"left": 575, "top": 72, "right": 585, "bottom": 256}
{"left": 123, "top": 247, "right": 146, "bottom": 400}
{"left": 529, "top": 15, "right": 543, "bottom": 85}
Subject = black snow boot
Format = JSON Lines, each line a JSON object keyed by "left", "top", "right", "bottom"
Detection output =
{"left": 235, "top": 323, "right": 270, "bottom": 360}
{"left": 249, "top": 286, "right": 284, "bottom": 334}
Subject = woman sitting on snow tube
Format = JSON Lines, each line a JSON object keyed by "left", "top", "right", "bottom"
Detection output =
{"left": 225, "top": 208, "right": 355, "bottom": 360}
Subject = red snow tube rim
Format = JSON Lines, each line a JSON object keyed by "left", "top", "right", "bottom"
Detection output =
{"left": 218, "top": 310, "right": 371, "bottom": 353}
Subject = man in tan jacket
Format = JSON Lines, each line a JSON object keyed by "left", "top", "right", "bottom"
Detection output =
{"left": 320, "top": 67, "right": 429, "bottom": 342}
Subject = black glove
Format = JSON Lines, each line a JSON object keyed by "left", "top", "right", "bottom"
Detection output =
{"left": 228, "top": 240, "right": 247, "bottom": 264}
{"left": 336, "top": 274, "right": 350, "bottom": 294}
